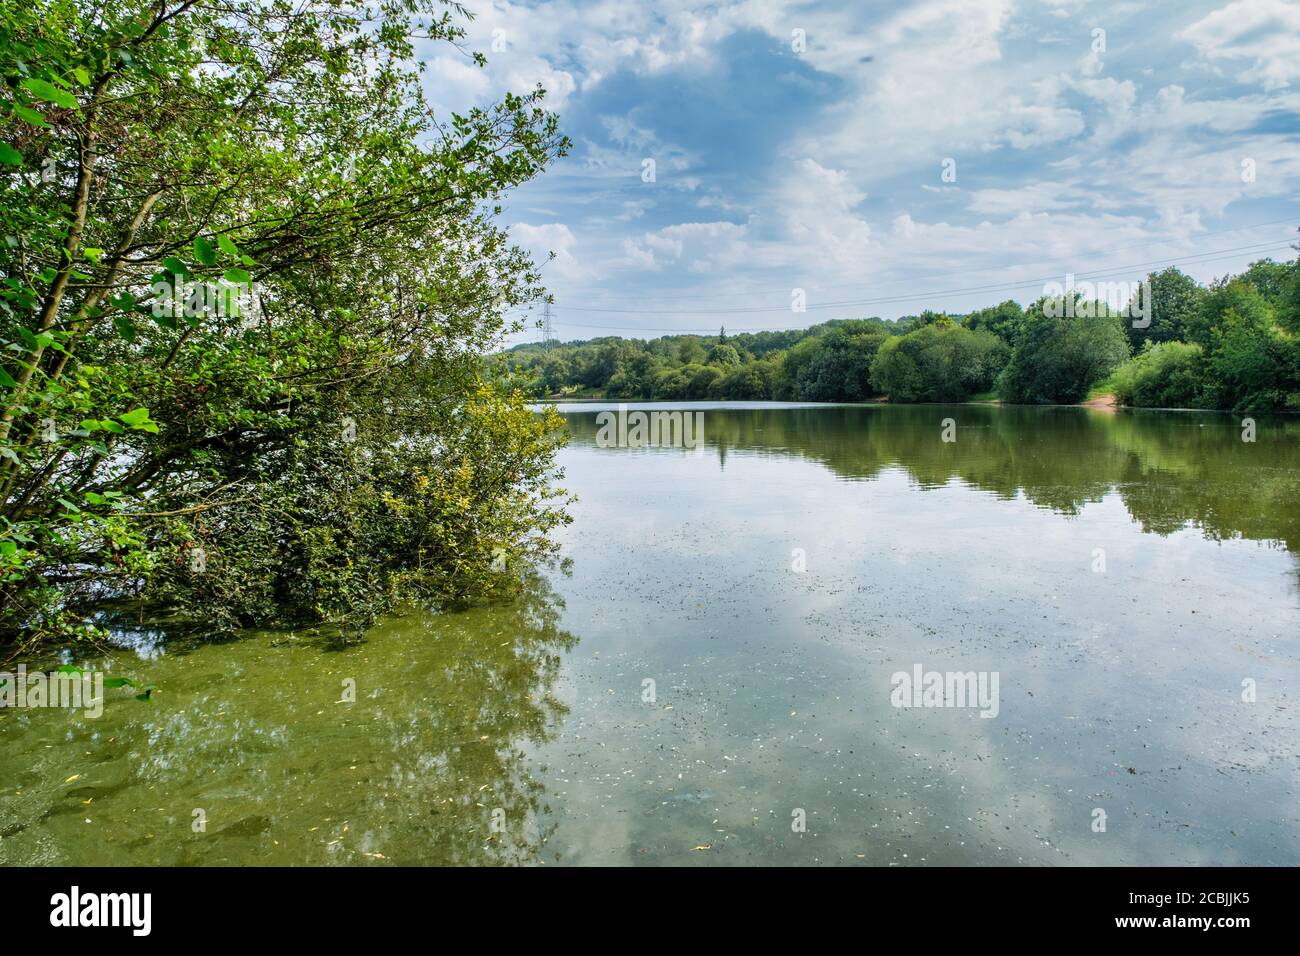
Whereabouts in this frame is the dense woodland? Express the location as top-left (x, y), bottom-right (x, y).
top-left (506, 256), bottom-right (1300, 411)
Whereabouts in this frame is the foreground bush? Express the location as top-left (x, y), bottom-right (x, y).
top-left (0, 1), bottom-right (571, 647)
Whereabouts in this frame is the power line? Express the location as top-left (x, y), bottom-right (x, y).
top-left (554, 239), bottom-right (1295, 315)
top-left (549, 238), bottom-right (1296, 318)
top-left (546, 240), bottom-right (1296, 334)
top-left (566, 216), bottom-right (1300, 304)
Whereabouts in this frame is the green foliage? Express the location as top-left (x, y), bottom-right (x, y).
top-left (1, 1), bottom-right (571, 646)
top-left (1128, 267), bottom-right (1204, 350)
top-left (870, 321), bottom-right (1008, 403)
top-left (1239, 257), bottom-right (1299, 319)
top-left (688, 364), bottom-right (724, 399)
top-left (717, 356), bottom-right (781, 399)
top-left (506, 252), bottom-right (1300, 414)
top-left (1204, 308), bottom-right (1296, 411)
top-left (998, 301), bottom-right (1131, 404)
top-left (963, 300), bottom-right (1023, 345)
top-left (605, 350), bottom-right (661, 397)
top-left (508, 317), bottom-right (903, 402)
top-left (1178, 275), bottom-right (1300, 410)
top-left (706, 342), bottom-right (741, 366)
top-left (1111, 342), bottom-right (1208, 408)
top-left (782, 322), bottom-right (888, 401)
top-left (1185, 278), bottom-right (1273, 350)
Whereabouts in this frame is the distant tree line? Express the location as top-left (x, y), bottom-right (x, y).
top-left (505, 254), bottom-right (1300, 411)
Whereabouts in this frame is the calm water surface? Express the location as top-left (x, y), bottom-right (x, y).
top-left (2, 402), bottom-right (1298, 865)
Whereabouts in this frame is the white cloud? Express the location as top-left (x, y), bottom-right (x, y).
top-left (511, 222), bottom-right (582, 279)
top-left (620, 221), bottom-right (750, 274)
top-left (1179, 0), bottom-right (1300, 90)
top-left (479, 0), bottom-right (1300, 345)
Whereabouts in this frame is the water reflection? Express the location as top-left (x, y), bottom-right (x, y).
top-left (560, 403), bottom-right (1300, 553)
top-left (542, 402), bottom-right (1300, 865)
top-left (0, 573), bottom-right (575, 865)
top-left (4, 403), bottom-right (1299, 867)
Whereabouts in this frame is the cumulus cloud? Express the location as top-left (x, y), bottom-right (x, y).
top-left (416, 1), bottom-right (1300, 341)
top-left (1178, 0), bottom-right (1300, 90)
top-left (510, 223), bottom-right (583, 280)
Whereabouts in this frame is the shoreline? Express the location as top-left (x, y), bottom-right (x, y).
top-left (535, 392), bottom-right (1298, 414)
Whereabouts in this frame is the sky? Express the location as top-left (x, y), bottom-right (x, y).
top-left (418, 0), bottom-right (1300, 345)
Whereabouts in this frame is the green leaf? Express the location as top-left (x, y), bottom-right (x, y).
top-left (217, 234), bottom-right (240, 257)
top-left (118, 407), bottom-right (158, 432)
top-left (113, 315), bottom-right (136, 341)
top-left (12, 104), bottom-right (48, 127)
top-left (103, 676), bottom-right (138, 689)
top-left (194, 237), bottom-right (217, 266)
top-left (21, 78), bottom-right (77, 110)
top-left (0, 143), bottom-right (22, 166)
top-left (223, 268), bottom-right (251, 284)
top-left (162, 256), bottom-right (189, 277)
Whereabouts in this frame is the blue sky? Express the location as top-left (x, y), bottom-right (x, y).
top-left (420, 0), bottom-right (1300, 344)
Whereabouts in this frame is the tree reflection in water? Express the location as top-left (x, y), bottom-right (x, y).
top-left (0, 570), bottom-right (577, 866)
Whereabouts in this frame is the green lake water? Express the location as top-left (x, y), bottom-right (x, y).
top-left (2, 402), bottom-right (1298, 865)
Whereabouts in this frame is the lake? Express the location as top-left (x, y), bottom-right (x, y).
top-left (2, 402), bottom-right (1298, 865)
